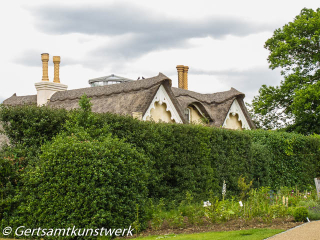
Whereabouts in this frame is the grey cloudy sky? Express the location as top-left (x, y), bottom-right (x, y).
top-left (1, 0), bottom-right (319, 103)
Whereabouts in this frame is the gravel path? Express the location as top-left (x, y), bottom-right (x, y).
top-left (267, 221), bottom-right (320, 240)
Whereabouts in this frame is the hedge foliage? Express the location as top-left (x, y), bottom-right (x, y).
top-left (293, 207), bottom-right (309, 222)
top-left (0, 100), bottom-right (320, 203)
top-left (247, 130), bottom-right (320, 189)
top-left (3, 125), bottom-right (149, 239)
top-left (94, 113), bottom-right (253, 199)
top-left (0, 104), bottom-right (68, 150)
top-left (1, 97), bottom-right (320, 238)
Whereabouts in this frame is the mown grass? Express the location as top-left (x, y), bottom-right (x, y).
top-left (0, 228), bottom-right (283, 240)
top-left (98, 228), bottom-right (284, 240)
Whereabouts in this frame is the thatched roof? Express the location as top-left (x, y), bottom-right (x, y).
top-left (47, 73), bottom-right (189, 121)
top-left (171, 87), bottom-right (255, 128)
top-left (2, 73), bottom-right (255, 128)
top-left (3, 94), bottom-right (37, 106)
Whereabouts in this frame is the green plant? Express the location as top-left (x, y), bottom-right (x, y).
top-left (0, 104), bottom-right (68, 149)
top-left (179, 192), bottom-right (204, 226)
top-left (308, 205), bottom-right (320, 220)
top-left (250, 143), bottom-right (272, 188)
top-left (204, 196), bottom-right (220, 223)
top-left (219, 202), bottom-right (235, 222)
top-left (247, 130), bottom-right (320, 189)
top-left (166, 211), bottom-right (185, 229)
top-left (293, 207), bottom-right (308, 222)
top-left (132, 204), bottom-right (141, 236)
top-left (298, 199), bottom-right (320, 220)
top-left (238, 175), bottom-right (253, 200)
top-left (2, 127), bottom-right (149, 239)
top-left (0, 156), bottom-right (17, 220)
top-left (252, 8), bottom-right (320, 134)
top-left (148, 199), bottom-right (165, 230)
top-left (1, 97), bottom-right (320, 207)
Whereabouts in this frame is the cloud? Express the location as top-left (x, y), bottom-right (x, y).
top-left (14, 49), bottom-right (82, 68)
top-left (191, 67), bottom-right (282, 102)
top-left (14, 49), bottom-right (44, 67)
top-left (28, 4), bottom-right (275, 60)
top-left (31, 4), bottom-right (272, 37)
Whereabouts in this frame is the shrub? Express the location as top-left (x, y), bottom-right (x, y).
top-left (308, 205), bottom-right (320, 220)
top-left (98, 113), bottom-right (252, 200)
top-left (293, 207), bottom-right (308, 222)
top-left (0, 156), bottom-right (17, 220)
top-left (0, 104), bottom-right (68, 149)
top-left (246, 130), bottom-right (320, 189)
top-left (3, 127), bottom-right (149, 239)
top-left (1, 98), bottom-right (320, 201)
top-left (250, 143), bottom-right (271, 188)
top-left (0, 143), bottom-right (34, 222)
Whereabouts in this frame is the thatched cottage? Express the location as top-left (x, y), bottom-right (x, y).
top-left (3, 53), bottom-right (255, 130)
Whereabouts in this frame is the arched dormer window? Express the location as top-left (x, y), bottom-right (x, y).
top-left (185, 108), bottom-right (191, 123)
top-left (186, 104), bottom-right (206, 124)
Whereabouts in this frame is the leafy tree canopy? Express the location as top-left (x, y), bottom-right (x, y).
top-left (252, 8), bottom-right (320, 134)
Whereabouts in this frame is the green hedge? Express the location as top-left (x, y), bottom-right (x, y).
top-left (250, 143), bottom-right (272, 188)
top-left (3, 127), bottom-right (148, 239)
top-left (247, 130), bottom-right (320, 189)
top-left (0, 104), bottom-right (68, 149)
top-left (1, 103), bottom-right (320, 201)
top-left (1, 100), bottom-right (320, 239)
top-left (96, 113), bottom-right (252, 199)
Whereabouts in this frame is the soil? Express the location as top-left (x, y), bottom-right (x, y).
top-left (136, 217), bottom-right (303, 238)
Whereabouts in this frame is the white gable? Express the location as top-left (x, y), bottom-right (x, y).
top-left (222, 99), bottom-right (251, 130)
top-left (143, 85), bottom-right (183, 123)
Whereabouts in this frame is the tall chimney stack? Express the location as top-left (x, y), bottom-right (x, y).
top-left (176, 65), bottom-right (184, 89)
top-left (35, 53), bottom-right (68, 106)
top-left (53, 56), bottom-right (61, 83)
top-left (41, 53), bottom-right (49, 81)
top-left (176, 65), bottom-right (189, 90)
top-left (183, 66), bottom-right (189, 90)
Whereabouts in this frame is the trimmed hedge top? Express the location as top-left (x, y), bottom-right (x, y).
top-left (0, 103), bottom-right (319, 200)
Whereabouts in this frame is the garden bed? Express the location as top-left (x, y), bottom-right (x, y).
top-left (138, 217), bottom-right (302, 238)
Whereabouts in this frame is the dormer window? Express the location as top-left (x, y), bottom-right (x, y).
top-left (185, 108), bottom-right (191, 123)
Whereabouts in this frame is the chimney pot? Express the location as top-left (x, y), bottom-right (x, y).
top-left (41, 53), bottom-right (49, 81)
top-left (53, 56), bottom-right (61, 83)
top-left (183, 66), bottom-right (189, 90)
top-left (176, 65), bottom-right (184, 89)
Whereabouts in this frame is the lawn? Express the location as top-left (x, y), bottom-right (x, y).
top-left (98, 228), bottom-right (284, 240)
top-left (0, 228), bottom-right (284, 240)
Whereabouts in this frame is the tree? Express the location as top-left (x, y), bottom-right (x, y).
top-left (252, 8), bottom-right (320, 134)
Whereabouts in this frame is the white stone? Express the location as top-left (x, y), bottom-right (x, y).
top-left (35, 81), bottom-right (68, 106)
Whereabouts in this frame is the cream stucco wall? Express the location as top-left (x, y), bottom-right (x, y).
top-left (147, 102), bottom-right (174, 123)
top-left (225, 113), bottom-right (243, 130)
top-left (189, 106), bottom-right (203, 124)
top-left (35, 81), bottom-right (68, 106)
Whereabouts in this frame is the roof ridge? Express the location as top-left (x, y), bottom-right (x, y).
top-left (172, 87), bottom-right (244, 104)
top-left (50, 73), bottom-right (171, 102)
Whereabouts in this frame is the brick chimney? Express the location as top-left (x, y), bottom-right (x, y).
top-left (41, 53), bottom-right (49, 81)
top-left (35, 53), bottom-right (68, 106)
top-left (53, 56), bottom-right (61, 83)
top-left (183, 66), bottom-right (189, 90)
top-left (176, 65), bottom-right (189, 90)
top-left (176, 65), bottom-right (184, 89)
